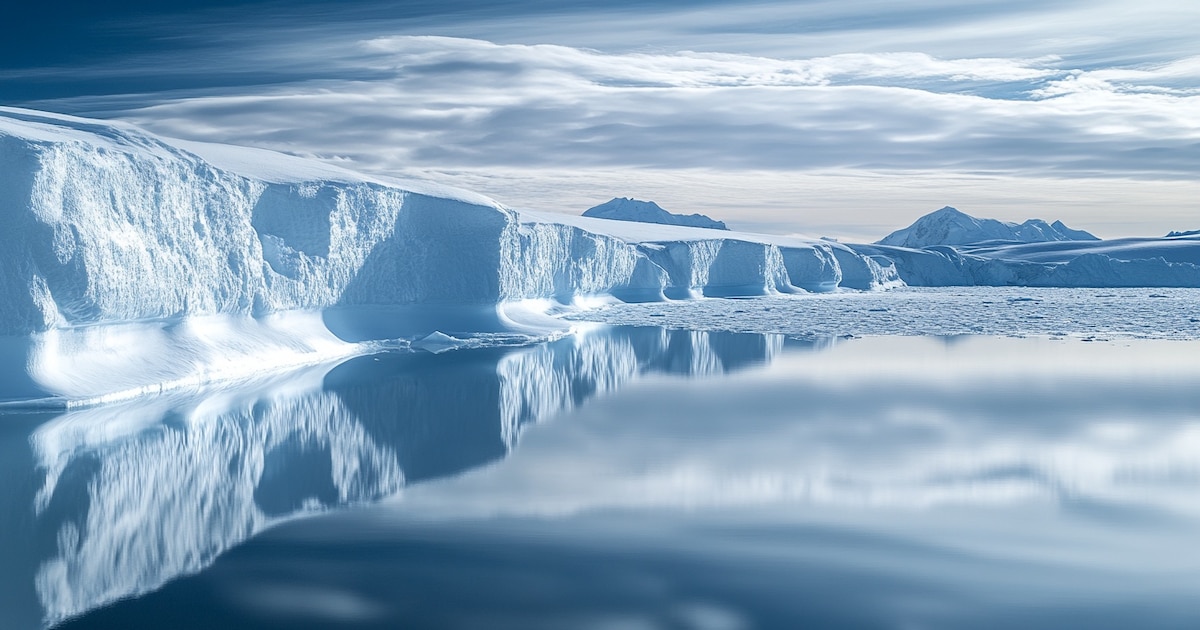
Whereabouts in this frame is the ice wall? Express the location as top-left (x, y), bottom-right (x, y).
top-left (0, 108), bottom-right (897, 403)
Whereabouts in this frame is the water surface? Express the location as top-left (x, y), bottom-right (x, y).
top-left (3, 327), bottom-right (1199, 628)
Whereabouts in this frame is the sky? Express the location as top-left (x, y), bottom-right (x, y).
top-left (2, 0), bottom-right (1198, 241)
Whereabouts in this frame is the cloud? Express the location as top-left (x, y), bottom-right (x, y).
top-left (9, 1), bottom-right (1200, 235)
top-left (85, 36), bottom-right (1195, 180)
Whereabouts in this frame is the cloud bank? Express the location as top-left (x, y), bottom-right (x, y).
top-left (8, 0), bottom-right (1200, 237)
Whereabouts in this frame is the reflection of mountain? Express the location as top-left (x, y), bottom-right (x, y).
top-left (0, 326), bottom-right (786, 628)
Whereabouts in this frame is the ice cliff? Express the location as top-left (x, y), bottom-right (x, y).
top-left (582, 197), bottom-right (728, 230)
top-left (0, 107), bottom-right (892, 404)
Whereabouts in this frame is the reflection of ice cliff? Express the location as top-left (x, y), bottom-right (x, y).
top-left (31, 384), bottom-right (404, 628)
top-left (498, 328), bottom-right (785, 446)
top-left (20, 327), bottom-right (782, 627)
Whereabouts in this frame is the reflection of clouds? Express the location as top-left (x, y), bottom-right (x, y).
top-left (228, 583), bottom-right (388, 623)
top-left (403, 336), bottom-right (1200, 520)
top-left (106, 36), bottom-right (1198, 180)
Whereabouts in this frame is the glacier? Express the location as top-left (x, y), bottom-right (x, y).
top-left (5, 106), bottom-right (1199, 405)
top-left (0, 107), bottom-right (893, 405)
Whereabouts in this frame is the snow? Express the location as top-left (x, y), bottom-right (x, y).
top-left (582, 197), bottom-right (728, 230)
top-left (877, 206), bottom-right (1098, 248)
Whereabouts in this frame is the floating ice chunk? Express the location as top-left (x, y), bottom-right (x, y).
top-left (413, 331), bottom-right (467, 354)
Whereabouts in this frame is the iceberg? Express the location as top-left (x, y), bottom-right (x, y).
top-left (0, 107), bottom-right (894, 405)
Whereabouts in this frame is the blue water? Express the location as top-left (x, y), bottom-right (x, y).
top-left (4, 327), bottom-right (1200, 629)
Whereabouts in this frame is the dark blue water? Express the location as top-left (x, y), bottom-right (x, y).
top-left (4, 327), bottom-right (1200, 629)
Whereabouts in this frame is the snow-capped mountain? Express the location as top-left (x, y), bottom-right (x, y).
top-left (583, 197), bottom-right (729, 230)
top-left (877, 206), bottom-right (1098, 248)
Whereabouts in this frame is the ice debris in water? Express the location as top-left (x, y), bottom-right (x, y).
top-left (413, 331), bottom-right (466, 354)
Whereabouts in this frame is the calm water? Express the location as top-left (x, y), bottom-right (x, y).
top-left (3, 327), bottom-right (1200, 629)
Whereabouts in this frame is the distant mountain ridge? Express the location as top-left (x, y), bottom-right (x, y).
top-left (877, 206), bottom-right (1098, 248)
top-left (583, 197), bottom-right (728, 230)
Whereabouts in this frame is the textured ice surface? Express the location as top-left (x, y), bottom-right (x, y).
top-left (566, 287), bottom-right (1200, 340)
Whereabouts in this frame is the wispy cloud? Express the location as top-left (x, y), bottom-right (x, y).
top-left (9, 0), bottom-right (1200, 236)
top-left (87, 36), bottom-right (1196, 179)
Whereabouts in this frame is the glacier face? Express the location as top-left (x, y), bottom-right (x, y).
top-left (0, 108), bottom-right (897, 404)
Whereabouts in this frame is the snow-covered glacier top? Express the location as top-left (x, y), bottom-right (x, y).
top-left (877, 206), bottom-right (1097, 248)
top-left (583, 197), bottom-right (728, 230)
